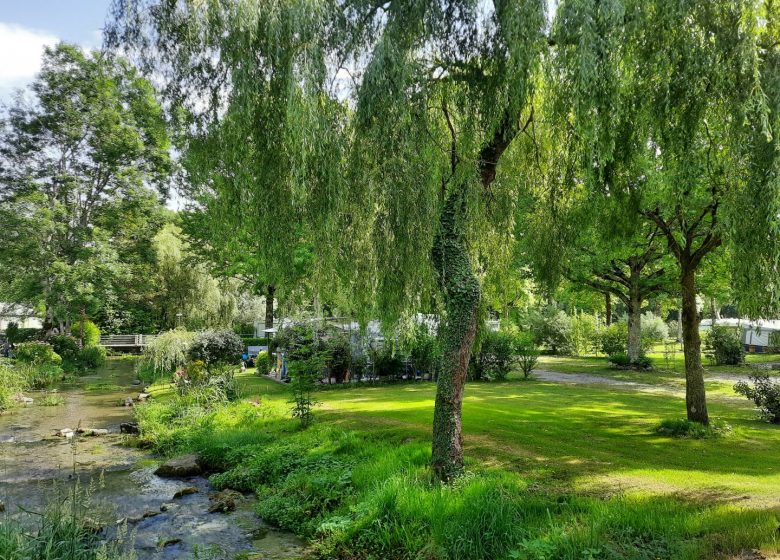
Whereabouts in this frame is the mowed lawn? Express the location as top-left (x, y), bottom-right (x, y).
top-left (239, 369), bottom-right (780, 508)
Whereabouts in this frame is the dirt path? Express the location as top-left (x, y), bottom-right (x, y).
top-left (532, 368), bottom-right (751, 400)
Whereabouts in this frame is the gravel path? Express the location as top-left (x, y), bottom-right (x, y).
top-left (531, 368), bottom-right (758, 398)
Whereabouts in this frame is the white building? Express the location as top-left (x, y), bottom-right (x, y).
top-left (0, 303), bottom-right (43, 331)
top-left (700, 318), bottom-right (780, 353)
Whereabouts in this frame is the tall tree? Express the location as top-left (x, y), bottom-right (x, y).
top-left (568, 225), bottom-right (672, 362)
top-left (553, 0), bottom-right (780, 424)
top-left (0, 43), bottom-right (171, 331)
top-left (108, 0), bottom-right (548, 480)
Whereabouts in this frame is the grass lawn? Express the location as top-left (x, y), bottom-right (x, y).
top-left (141, 368), bottom-right (780, 559)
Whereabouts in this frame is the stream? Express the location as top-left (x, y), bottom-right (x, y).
top-left (0, 359), bottom-right (306, 559)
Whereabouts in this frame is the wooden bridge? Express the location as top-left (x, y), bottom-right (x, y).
top-left (99, 334), bottom-right (157, 350)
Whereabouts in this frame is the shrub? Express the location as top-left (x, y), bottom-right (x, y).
top-left (655, 418), bottom-right (730, 438)
top-left (255, 351), bottom-right (269, 372)
top-left (608, 353), bottom-right (651, 369)
top-left (734, 374), bottom-right (780, 423)
top-left (706, 326), bottom-right (745, 366)
top-left (516, 333), bottom-right (539, 379)
top-left (48, 335), bottom-right (80, 363)
top-left (75, 345), bottom-right (107, 370)
top-left (326, 334), bottom-right (352, 383)
top-left (768, 331), bottom-right (780, 353)
top-left (600, 323), bottom-right (628, 356)
top-left (70, 320), bottom-right (101, 347)
top-left (24, 363), bottom-right (63, 389)
top-left (477, 330), bottom-right (517, 381)
top-left (189, 329), bottom-right (243, 368)
top-left (139, 329), bottom-right (195, 382)
top-left (5, 322), bottom-right (41, 344)
top-left (523, 306), bottom-right (571, 354)
top-left (272, 325), bottom-right (319, 362)
top-left (402, 324), bottom-right (441, 379)
top-left (15, 342), bottom-right (62, 366)
top-left (0, 362), bottom-right (27, 412)
top-left (566, 312), bottom-right (599, 356)
top-left (241, 336), bottom-right (270, 347)
top-left (641, 312), bottom-right (669, 345)
top-left (371, 345), bottom-right (405, 379)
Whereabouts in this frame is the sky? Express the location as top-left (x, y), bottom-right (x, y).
top-left (0, 1), bottom-right (112, 102)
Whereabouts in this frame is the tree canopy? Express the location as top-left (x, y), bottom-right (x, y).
top-left (0, 43), bottom-right (172, 332)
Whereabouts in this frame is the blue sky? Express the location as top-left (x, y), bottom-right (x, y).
top-left (0, 0), bottom-right (112, 101)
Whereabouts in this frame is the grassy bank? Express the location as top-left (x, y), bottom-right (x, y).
top-left (136, 368), bottom-right (780, 559)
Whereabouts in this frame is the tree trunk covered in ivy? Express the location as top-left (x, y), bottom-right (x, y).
top-left (605, 293), bottom-right (612, 326)
top-left (431, 189), bottom-right (480, 482)
top-left (681, 266), bottom-right (709, 425)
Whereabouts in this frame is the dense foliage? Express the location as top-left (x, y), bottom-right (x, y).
top-left (0, 43), bottom-right (171, 331)
top-left (735, 374), bottom-right (780, 423)
top-left (137, 329), bottom-right (196, 382)
top-left (470, 331), bottom-right (517, 381)
top-left (706, 327), bottom-right (745, 366)
top-left (188, 330), bottom-right (243, 368)
top-left (14, 342), bottom-right (61, 366)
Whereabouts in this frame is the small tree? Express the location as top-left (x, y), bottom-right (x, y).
top-left (289, 352), bottom-right (325, 428)
top-left (516, 333), bottom-right (539, 379)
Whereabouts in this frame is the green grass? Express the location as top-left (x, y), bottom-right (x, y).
top-left (36, 392), bottom-right (65, 406)
top-left (134, 369), bottom-right (780, 559)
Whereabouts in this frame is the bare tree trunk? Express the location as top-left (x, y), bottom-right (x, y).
top-left (627, 264), bottom-right (642, 363)
top-left (605, 292), bottom-right (612, 326)
top-left (627, 303), bottom-right (642, 363)
top-left (431, 190), bottom-right (480, 482)
top-left (677, 308), bottom-right (683, 344)
top-left (265, 285), bottom-right (275, 329)
top-left (681, 266), bottom-right (709, 424)
top-left (709, 297), bottom-right (719, 322)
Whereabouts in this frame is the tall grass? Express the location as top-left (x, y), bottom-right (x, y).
top-left (0, 361), bottom-right (27, 412)
top-left (134, 393), bottom-right (780, 560)
top-left (0, 481), bottom-right (134, 560)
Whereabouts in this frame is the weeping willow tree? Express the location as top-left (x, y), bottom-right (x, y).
top-left (334, 2), bottom-right (547, 480)
top-left (107, 0), bottom-right (347, 332)
top-left (108, 0), bottom-right (548, 480)
top-left (548, 0), bottom-right (780, 424)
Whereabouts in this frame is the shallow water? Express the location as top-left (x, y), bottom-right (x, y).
top-left (0, 359), bottom-right (306, 559)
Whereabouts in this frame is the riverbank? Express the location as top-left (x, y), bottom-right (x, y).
top-left (136, 368), bottom-right (780, 559)
top-left (0, 358), bottom-right (305, 559)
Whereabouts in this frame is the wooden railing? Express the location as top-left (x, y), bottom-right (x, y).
top-left (99, 334), bottom-right (157, 347)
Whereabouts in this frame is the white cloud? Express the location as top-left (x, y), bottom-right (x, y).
top-left (0, 22), bottom-right (58, 100)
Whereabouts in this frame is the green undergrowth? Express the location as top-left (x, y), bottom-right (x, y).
top-left (135, 388), bottom-right (779, 560)
top-left (654, 418), bottom-right (732, 439)
top-left (0, 481), bottom-right (134, 560)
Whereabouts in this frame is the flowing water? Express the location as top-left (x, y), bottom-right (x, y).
top-left (0, 359), bottom-right (306, 559)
